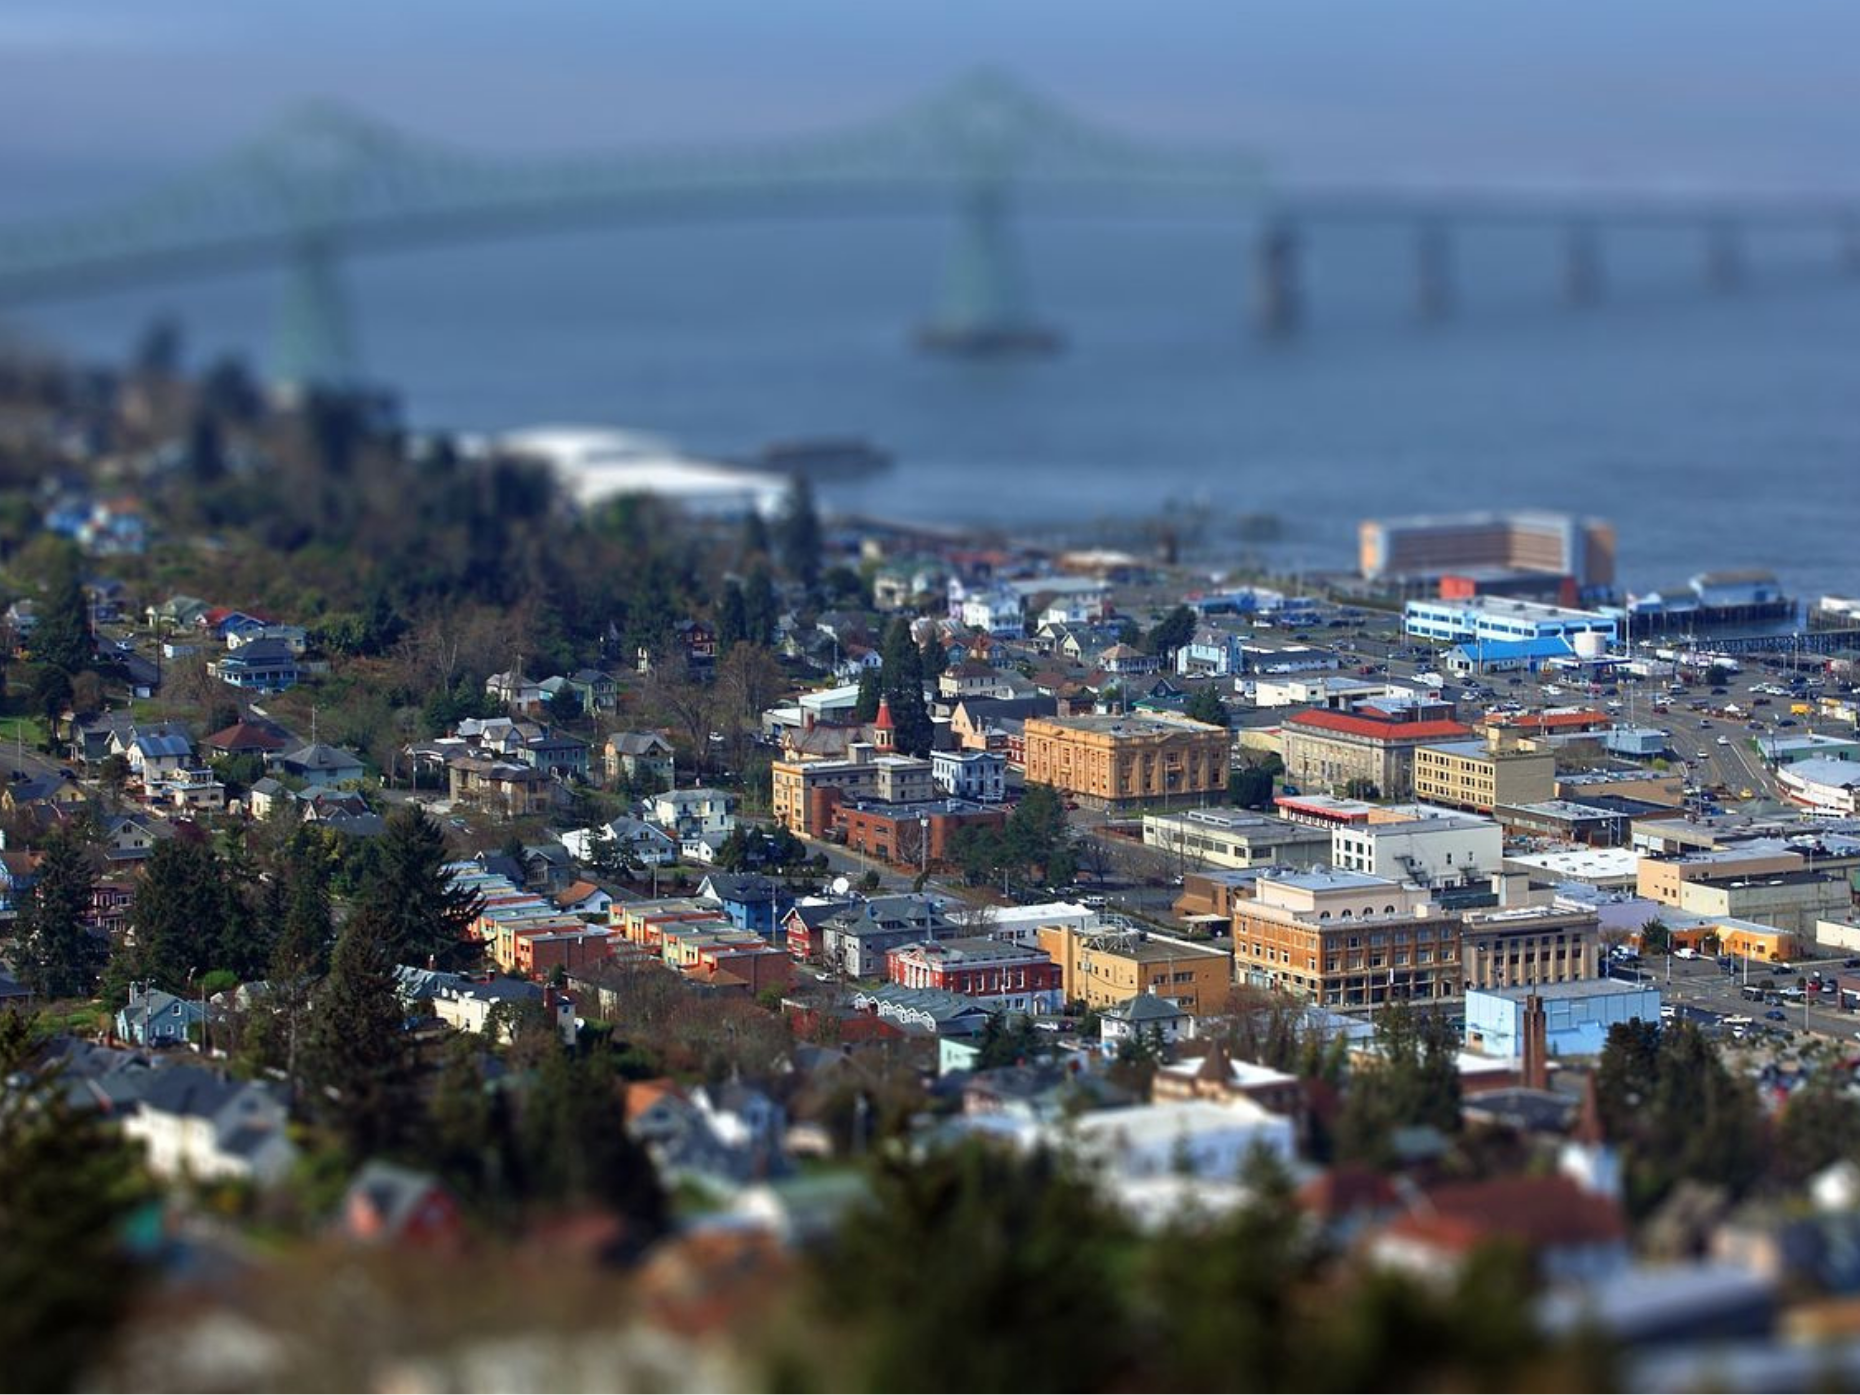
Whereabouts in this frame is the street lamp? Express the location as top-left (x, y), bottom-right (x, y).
top-left (919, 815), bottom-right (930, 880)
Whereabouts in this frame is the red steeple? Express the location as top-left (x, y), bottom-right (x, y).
top-left (873, 695), bottom-right (895, 751)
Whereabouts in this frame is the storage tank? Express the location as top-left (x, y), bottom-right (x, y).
top-left (1574, 631), bottom-right (1607, 660)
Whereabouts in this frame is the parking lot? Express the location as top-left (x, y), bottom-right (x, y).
top-left (1619, 951), bottom-right (1860, 1044)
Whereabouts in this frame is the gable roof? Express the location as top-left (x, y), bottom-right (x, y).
top-left (204, 720), bottom-right (291, 753)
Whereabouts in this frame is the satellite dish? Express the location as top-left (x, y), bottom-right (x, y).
top-left (831, 875), bottom-right (852, 896)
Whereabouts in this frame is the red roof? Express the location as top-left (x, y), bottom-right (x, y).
top-left (1286, 709), bottom-right (1471, 742)
top-left (873, 696), bottom-right (894, 730)
top-left (1380, 1175), bottom-right (1627, 1255)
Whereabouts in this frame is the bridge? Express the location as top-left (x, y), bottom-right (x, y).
top-left (0, 69), bottom-right (1853, 386)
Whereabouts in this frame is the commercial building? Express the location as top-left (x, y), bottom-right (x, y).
top-left (1464, 980), bottom-right (1660, 1059)
top-left (1403, 595), bottom-right (1618, 648)
top-left (1038, 923), bottom-right (1232, 1015)
top-left (1757, 733), bottom-right (1860, 767)
top-left (1413, 733), bottom-right (1558, 814)
top-left (770, 742), bottom-right (936, 837)
top-left (829, 797), bottom-right (1008, 872)
top-left (1777, 759), bottom-right (1860, 815)
top-left (1141, 807), bottom-right (1332, 872)
top-left (1637, 845), bottom-right (1808, 906)
top-left (1281, 705), bottom-right (1472, 801)
top-left (1670, 871), bottom-right (1851, 939)
top-left (885, 937), bottom-right (1064, 1015)
top-left (1021, 711), bottom-right (1229, 811)
top-left (931, 748), bottom-right (1007, 803)
top-left (1231, 870), bottom-right (1464, 1008)
top-left (1330, 809), bottom-right (1503, 889)
top-left (1360, 511), bottom-right (1616, 591)
top-left (1460, 906), bottom-right (1603, 992)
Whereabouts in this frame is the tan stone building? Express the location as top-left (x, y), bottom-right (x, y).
top-left (1230, 869), bottom-right (1463, 1008)
top-left (1460, 906), bottom-right (1601, 991)
top-left (1038, 923), bottom-right (1232, 1014)
top-left (1280, 708), bottom-right (1472, 800)
top-left (1413, 732), bottom-right (1557, 813)
top-left (1021, 711), bottom-right (1228, 810)
top-left (770, 744), bottom-right (935, 837)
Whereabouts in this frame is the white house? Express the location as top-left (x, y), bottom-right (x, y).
top-left (932, 749), bottom-right (1007, 803)
top-left (123, 1066), bottom-right (298, 1187)
top-left (561, 817), bottom-right (678, 867)
top-left (650, 787), bottom-right (738, 841)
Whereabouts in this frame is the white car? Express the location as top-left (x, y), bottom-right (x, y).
top-left (1717, 736), bottom-right (1731, 746)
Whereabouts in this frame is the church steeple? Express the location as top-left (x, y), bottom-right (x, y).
top-left (873, 695), bottom-right (895, 752)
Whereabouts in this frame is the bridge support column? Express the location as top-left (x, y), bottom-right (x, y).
top-left (918, 177), bottom-right (1059, 355)
top-left (1253, 216), bottom-right (1300, 340)
top-left (274, 233), bottom-right (359, 394)
top-left (1414, 220), bottom-right (1453, 322)
top-left (1562, 221), bottom-right (1603, 307)
top-left (1705, 220), bottom-right (1744, 292)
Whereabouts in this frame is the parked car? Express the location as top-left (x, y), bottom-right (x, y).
top-left (1766, 1010), bottom-right (1788, 1021)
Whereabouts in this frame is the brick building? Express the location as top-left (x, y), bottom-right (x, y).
top-left (830, 798), bottom-right (1008, 871)
top-left (885, 937), bottom-right (1064, 1015)
top-left (1281, 706), bottom-right (1471, 800)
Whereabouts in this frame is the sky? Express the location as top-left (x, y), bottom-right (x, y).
top-left (3, 0), bottom-right (1860, 201)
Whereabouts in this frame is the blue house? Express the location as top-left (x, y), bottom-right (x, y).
top-left (214, 637), bottom-right (299, 692)
top-left (697, 872), bottom-right (798, 938)
top-left (116, 986), bottom-right (208, 1047)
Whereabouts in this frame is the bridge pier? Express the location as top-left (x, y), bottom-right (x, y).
top-left (1562, 221), bottom-right (1603, 307)
top-left (1704, 220), bottom-right (1744, 292)
top-left (274, 233), bottom-right (358, 394)
top-left (918, 177), bottom-right (1060, 356)
top-left (1253, 216), bottom-right (1301, 340)
top-left (1414, 220), bottom-right (1453, 322)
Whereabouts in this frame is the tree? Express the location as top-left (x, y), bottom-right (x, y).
top-left (852, 667), bottom-right (882, 722)
top-left (515, 1048), bottom-right (667, 1233)
top-left (0, 1046), bottom-right (153, 1392)
top-left (1144, 604), bottom-right (1197, 661)
top-left (879, 618), bottom-right (934, 757)
top-left (303, 903), bottom-right (417, 1158)
top-left (129, 837), bottom-right (259, 986)
top-left (743, 566), bottom-right (779, 648)
top-left (29, 541), bottom-right (91, 676)
top-left (548, 683), bottom-right (584, 725)
top-left (1228, 767), bottom-right (1275, 809)
top-left (16, 828), bottom-right (101, 1000)
top-left (1337, 1002), bottom-right (1462, 1166)
top-left (1184, 685), bottom-right (1230, 728)
top-left (716, 580), bottom-right (748, 653)
top-left (921, 632), bottom-right (949, 684)
top-left (777, 474), bottom-right (823, 593)
top-left (356, 804), bottom-right (484, 971)
top-left (1639, 918), bottom-right (1672, 956)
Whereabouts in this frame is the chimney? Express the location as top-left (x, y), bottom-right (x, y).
top-left (1521, 992), bottom-right (1549, 1091)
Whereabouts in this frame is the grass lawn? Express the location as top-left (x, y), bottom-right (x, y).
top-left (0, 713), bottom-right (48, 750)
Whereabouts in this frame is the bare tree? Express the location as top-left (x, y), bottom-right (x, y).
top-left (641, 649), bottom-right (718, 775)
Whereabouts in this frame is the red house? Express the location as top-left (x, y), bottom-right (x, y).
top-left (884, 936), bottom-right (1064, 1015)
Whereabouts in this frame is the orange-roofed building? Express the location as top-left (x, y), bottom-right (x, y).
top-left (1282, 705), bottom-right (1472, 801)
top-left (1368, 1174), bottom-right (1629, 1284)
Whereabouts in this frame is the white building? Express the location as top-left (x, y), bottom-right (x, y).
top-left (123, 1067), bottom-right (298, 1187)
top-left (1330, 810), bottom-right (1503, 889)
top-left (932, 748), bottom-right (1007, 803)
top-left (1403, 596), bottom-right (1618, 648)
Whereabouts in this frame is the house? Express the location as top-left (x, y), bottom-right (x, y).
top-left (123, 1066), bottom-right (298, 1187)
top-left (561, 817), bottom-right (678, 867)
top-left (486, 670), bottom-right (549, 715)
top-left (1100, 992), bottom-right (1192, 1046)
top-left (564, 668), bottom-right (618, 714)
top-left (115, 986), bottom-right (207, 1046)
top-left (782, 897), bottom-right (858, 963)
top-left (147, 594), bottom-right (210, 630)
top-left (553, 880), bottom-right (613, 919)
top-left (246, 778), bottom-right (292, 820)
top-left (523, 729), bottom-right (589, 780)
top-left (341, 1162), bottom-right (465, 1249)
top-left (650, 787), bottom-right (738, 841)
top-left (1369, 1174), bottom-right (1630, 1285)
top-left (820, 894), bottom-right (957, 980)
top-left (278, 742), bottom-right (368, 788)
top-left (117, 728), bottom-right (194, 784)
top-left (448, 757), bottom-right (553, 818)
top-left (604, 731), bottom-right (675, 792)
top-left (1099, 643), bottom-right (1161, 677)
top-left (211, 637), bottom-right (300, 692)
top-left (101, 812), bottom-right (165, 862)
top-left (697, 873), bottom-right (798, 938)
top-left (931, 748), bottom-right (1007, 803)
top-left (431, 977), bottom-right (576, 1045)
top-left (2, 771), bottom-right (89, 816)
top-left (202, 719), bottom-right (292, 761)
top-left (626, 1078), bottom-right (789, 1187)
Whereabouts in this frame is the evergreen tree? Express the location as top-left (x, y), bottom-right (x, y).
top-left (30, 541), bottom-right (92, 676)
top-left (17, 828), bottom-right (102, 1000)
top-left (358, 804), bottom-right (484, 971)
top-left (852, 667), bottom-right (883, 722)
top-left (879, 618), bottom-right (934, 757)
top-left (1144, 604), bottom-right (1198, 662)
top-left (129, 837), bottom-right (258, 986)
top-left (518, 1049), bottom-right (667, 1232)
top-left (1185, 685), bottom-right (1230, 728)
top-left (777, 474), bottom-right (823, 593)
top-left (1337, 1002), bottom-right (1463, 1166)
top-left (717, 580), bottom-right (748, 654)
top-left (743, 566), bottom-right (779, 648)
top-left (741, 509), bottom-right (772, 563)
top-left (0, 1051), bottom-right (153, 1391)
top-left (921, 633), bottom-right (949, 684)
top-left (303, 903), bottom-right (416, 1158)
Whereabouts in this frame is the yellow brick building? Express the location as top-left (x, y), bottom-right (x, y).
top-left (1413, 732), bottom-right (1556, 813)
top-left (1038, 923), bottom-right (1232, 1014)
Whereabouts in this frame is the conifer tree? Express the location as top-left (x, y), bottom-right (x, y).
top-left (777, 475), bottom-right (823, 593)
top-left (303, 903), bottom-right (415, 1158)
top-left (17, 827), bottom-right (101, 1000)
top-left (30, 542), bottom-right (92, 677)
top-left (358, 804), bottom-right (483, 971)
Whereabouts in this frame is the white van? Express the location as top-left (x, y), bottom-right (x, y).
top-left (1675, 946), bottom-right (1700, 960)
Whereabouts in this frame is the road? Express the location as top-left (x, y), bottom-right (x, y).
top-left (1632, 951), bottom-right (1860, 1043)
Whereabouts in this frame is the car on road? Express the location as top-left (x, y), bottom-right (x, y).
top-left (1696, 750), bottom-right (1710, 760)
top-left (1766, 1010), bottom-right (1788, 1021)
top-left (1717, 736), bottom-right (1730, 746)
